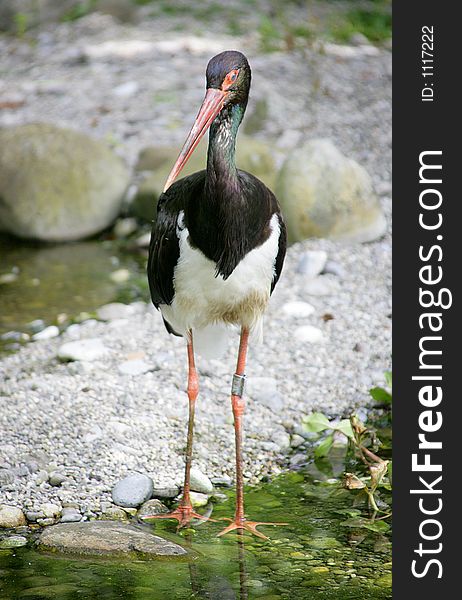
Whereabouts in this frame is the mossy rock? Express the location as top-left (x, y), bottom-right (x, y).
top-left (275, 138), bottom-right (386, 243)
top-left (131, 135), bottom-right (276, 222)
top-left (0, 123), bottom-right (130, 241)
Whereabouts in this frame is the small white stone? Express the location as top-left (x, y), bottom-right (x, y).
top-left (304, 276), bottom-right (337, 296)
top-left (189, 468), bottom-right (213, 494)
top-left (282, 301), bottom-right (315, 318)
top-left (294, 325), bottom-right (324, 343)
top-left (97, 303), bottom-right (134, 321)
top-left (58, 338), bottom-right (108, 362)
top-left (296, 251), bottom-right (328, 279)
top-left (32, 325), bottom-right (60, 341)
top-left (39, 502), bottom-right (62, 518)
top-left (113, 81), bottom-right (139, 98)
top-left (118, 359), bottom-right (151, 376)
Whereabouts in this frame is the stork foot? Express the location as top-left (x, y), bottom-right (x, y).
top-left (217, 518), bottom-right (288, 540)
top-left (142, 504), bottom-right (215, 529)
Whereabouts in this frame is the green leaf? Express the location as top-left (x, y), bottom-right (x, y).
top-left (340, 517), bottom-right (390, 533)
top-left (302, 412), bottom-right (331, 433)
top-left (369, 386), bottom-right (392, 404)
top-left (314, 434), bottom-right (334, 457)
top-left (387, 461), bottom-right (393, 485)
top-left (335, 419), bottom-right (354, 439)
top-left (384, 371), bottom-right (392, 389)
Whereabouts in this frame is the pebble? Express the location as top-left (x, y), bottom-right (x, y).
top-left (58, 338), bottom-right (108, 361)
top-left (110, 269), bottom-right (131, 283)
top-left (290, 434), bottom-right (306, 448)
top-left (189, 492), bottom-right (209, 508)
top-left (60, 507), bottom-right (82, 523)
top-left (246, 377), bottom-right (284, 412)
top-left (0, 505), bottom-right (26, 528)
top-left (151, 486), bottom-right (180, 499)
top-left (322, 260), bottom-right (346, 278)
top-left (32, 325), bottom-right (60, 341)
top-left (135, 232), bottom-right (151, 248)
top-left (296, 251), bottom-right (328, 279)
top-left (118, 359), bottom-right (151, 376)
top-left (39, 503), bottom-right (62, 519)
top-left (304, 277), bottom-right (336, 296)
top-left (49, 472), bottom-right (66, 487)
top-left (97, 303), bottom-right (134, 321)
top-left (0, 469), bottom-right (15, 485)
top-left (189, 468), bottom-right (214, 494)
top-left (282, 301), bottom-right (315, 318)
top-left (210, 475), bottom-right (232, 487)
top-left (0, 535), bottom-right (28, 548)
top-left (25, 511), bottom-right (44, 523)
top-left (137, 499), bottom-right (169, 520)
top-left (111, 473), bottom-right (154, 508)
top-left (101, 506), bottom-right (129, 521)
top-left (294, 326), bottom-right (324, 343)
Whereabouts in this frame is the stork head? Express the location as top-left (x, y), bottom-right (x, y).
top-left (163, 51), bottom-right (251, 192)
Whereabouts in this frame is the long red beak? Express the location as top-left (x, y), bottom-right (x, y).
top-left (163, 88), bottom-right (228, 192)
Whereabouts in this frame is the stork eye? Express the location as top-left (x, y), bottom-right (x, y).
top-left (222, 69), bottom-right (240, 90)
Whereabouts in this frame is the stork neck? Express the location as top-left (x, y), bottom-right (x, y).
top-left (206, 103), bottom-right (244, 191)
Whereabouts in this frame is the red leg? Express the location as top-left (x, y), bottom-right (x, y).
top-left (142, 331), bottom-right (213, 528)
top-left (217, 328), bottom-right (287, 540)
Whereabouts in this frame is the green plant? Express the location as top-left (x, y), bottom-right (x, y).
top-left (13, 13), bottom-right (28, 37)
top-left (301, 372), bottom-right (392, 519)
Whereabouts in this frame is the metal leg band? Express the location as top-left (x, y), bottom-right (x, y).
top-left (231, 374), bottom-right (246, 398)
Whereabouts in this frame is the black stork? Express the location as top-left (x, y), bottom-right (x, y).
top-left (147, 50), bottom-right (287, 538)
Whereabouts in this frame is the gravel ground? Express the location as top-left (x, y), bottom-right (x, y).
top-left (0, 7), bottom-right (391, 517)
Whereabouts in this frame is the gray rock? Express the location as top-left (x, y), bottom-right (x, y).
top-left (296, 250), bottom-right (328, 279)
top-left (37, 517), bottom-right (57, 526)
top-left (246, 377), bottom-right (284, 412)
top-left (322, 260), bottom-right (346, 278)
top-left (34, 469), bottom-right (49, 485)
top-left (0, 535), bottom-right (28, 548)
top-left (32, 325), bottom-right (60, 341)
top-left (39, 503), bottom-right (62, 519)
top-left (37, 521), bottom-right (187, 557)
top-left (111, 473), bottom-right (154, 508)
top-left (189, 468), bottom-right (213, 494)
top-left (58, 338), bottom-right (108, 362)
top-left (290, 434), bottom-right (306, 448)
top-left (101, 506), bottom-right (129, 521)
top-left (0, 505), bottom-right (26, 528)
top-left (152, 486), bottom-right (180, 499)
top-left (137, 499), bottom-right (169, 520)
top-left (26, 511), bottom-right (45, 523)
top-left (49, 472), bottom-right (67, 487)
top-left (276, 139), bottom-right (386, 243)
top-left (210, 475), bottom-right (232, 487)
top-left (0, 123), bottom-right (129, 241)
top-left (0, 469), bottom-right (15, 485)
top-left (60, 507), bottom-right (82, 523)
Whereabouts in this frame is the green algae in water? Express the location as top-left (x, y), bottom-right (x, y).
top-left (0, 473), bottom-right (391, 599)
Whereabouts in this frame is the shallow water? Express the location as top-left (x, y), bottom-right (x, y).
top-left (0, 234), bottom-right (147, 352)
top-left (0, 472), bottom-right (392, 599)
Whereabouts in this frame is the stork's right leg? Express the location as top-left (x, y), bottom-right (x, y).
top-left (142, 331), bottom-right (213, 528)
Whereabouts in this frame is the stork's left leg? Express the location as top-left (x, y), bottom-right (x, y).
top-left (217, 327), bottom-right (287, 540)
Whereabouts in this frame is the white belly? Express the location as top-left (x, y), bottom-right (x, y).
top-left (160, 213), bottom-right (280, 337)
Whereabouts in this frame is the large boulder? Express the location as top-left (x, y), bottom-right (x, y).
top-left (275, 139), bottom-right (386, 243)
top-left (131, 135), bottom-right (276, 222)
top-left (37, 521), bottom-right (187, 557)
top-left (0, 123), bottom-right (130, 241)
